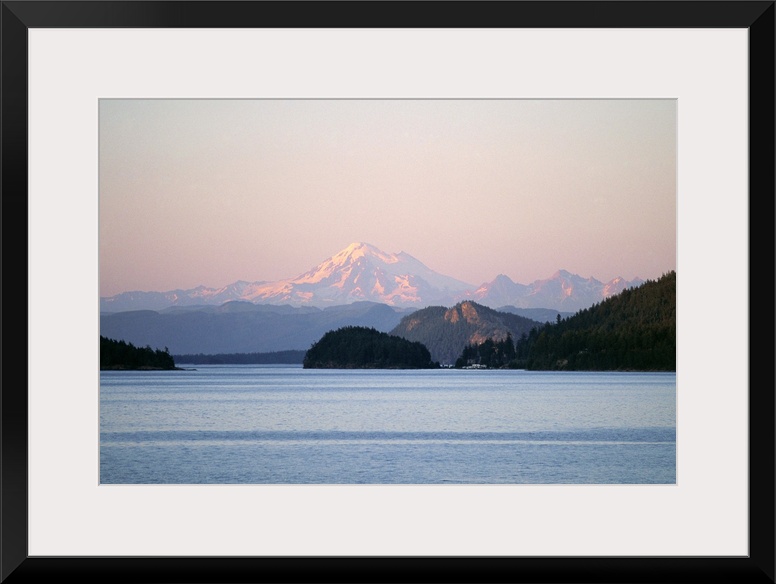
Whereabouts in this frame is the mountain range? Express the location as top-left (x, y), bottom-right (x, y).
top-left (100, 298), bottom-right (545, 363)
top-left (101, 242), bottom-right (644, 313)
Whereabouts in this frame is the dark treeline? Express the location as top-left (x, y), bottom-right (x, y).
top-left (304, 326), bottom-right (438, 369)
top-left (510, 271), bottom-right (676, 371)
top-left (100, 336), bottom-right (178, 370)
top-left (450, 271), bottom-right (676, 371)
top-left (173, 350), bottom-right (306, 365)
top-left (455, 334), bottom-right (516, 368)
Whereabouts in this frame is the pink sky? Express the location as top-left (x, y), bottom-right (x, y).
top-left (99, 99), bottom-right (676, 296)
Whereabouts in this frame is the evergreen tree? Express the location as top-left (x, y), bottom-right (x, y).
top-left (303, 326), bottom-right (437, 369)
top-left (507, 271), bottom-right (676, 371)
top-left (100, 336), bottom-right (177, 370)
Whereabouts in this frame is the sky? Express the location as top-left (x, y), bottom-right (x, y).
top-left (99, 99), bottom-right (676, 297)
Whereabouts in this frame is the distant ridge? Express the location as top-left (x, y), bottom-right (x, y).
top-left (101, 242), bottom-right (646, 313)
top-left (100, 301), bottom-right (411, 355)
top-left (467, 270), bottom-right (644, 313)
top-left (496, 306), bottom-right (575, 323)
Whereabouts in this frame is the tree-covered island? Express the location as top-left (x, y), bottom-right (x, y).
top-left (303, 326), bottom-right (439, 369)
top-left (100, 336), bottom-right (182, 370)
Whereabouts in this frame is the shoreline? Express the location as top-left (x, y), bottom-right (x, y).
top-left (100, 366), bottom-right (194, 371)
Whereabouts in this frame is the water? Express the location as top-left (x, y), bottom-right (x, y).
top-left (100, 365), bottom-right (676, 484)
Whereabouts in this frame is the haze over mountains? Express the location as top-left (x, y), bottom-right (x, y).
top-left (101, 242), bottom-right (643, 313)
top-left (101, 301), bottom-right (413, 356)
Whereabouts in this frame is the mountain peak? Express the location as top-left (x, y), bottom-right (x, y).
top-left (344, 241), bottom-right (374, 253)
top-left (334, 242), bottom-right (397, 264)
top-left (248, 242), bottom-right (472, 307)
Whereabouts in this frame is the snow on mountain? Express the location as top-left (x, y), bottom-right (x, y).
top-left (466, 274), bottom-right (531, 307)
top-left (100, 280), bottom-right (264, 313)
top-left (469, 270), bottom-right (645, 312)
top-left (239, 242), bottom-right (474, 307)
top-left (603, 275), bottom-right (645, 297)
top-left (100, 242), bottom-right (647, 313)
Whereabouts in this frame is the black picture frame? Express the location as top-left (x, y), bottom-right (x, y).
top-left (2, 1), bottom-right (773, 583)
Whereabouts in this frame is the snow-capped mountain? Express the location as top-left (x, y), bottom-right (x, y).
top-left (101, 242), bottom-right (475, 312)
top-left (235, 242), bottom-right (474, 307)
top-left (603, 275), bottom-right (645, 298)
top-left (467, 270), bottom-right (644, 312)
top-left (100, 242), bottom-right (645, 313)
top-left (99, 281), bottom-right (262, 313)
top-left (466, 274), bottom-right (530, 308)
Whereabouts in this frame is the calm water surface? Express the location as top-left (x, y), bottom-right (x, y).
top-left (100, 365), bottom-right (676, 484)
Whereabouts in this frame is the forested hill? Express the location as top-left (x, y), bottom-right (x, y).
top-left (173, 350), bottom-right (306, 365)
top-left (303, 326), bottom-right (437, 369)
top-left (390, 301), bottom-right (539, 365)
top-left (512, 271), bottom-right (676, 371)
top-left (100, 336), bottom-right (180, 370)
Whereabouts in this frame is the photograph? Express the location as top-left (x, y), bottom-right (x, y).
top-left (5, 0), bottom-right (772, 582)
top-left (98, 98), bottom-right (677, 485)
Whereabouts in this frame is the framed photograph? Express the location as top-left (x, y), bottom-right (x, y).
top-left (3, 1), bottom-right (773, 582)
